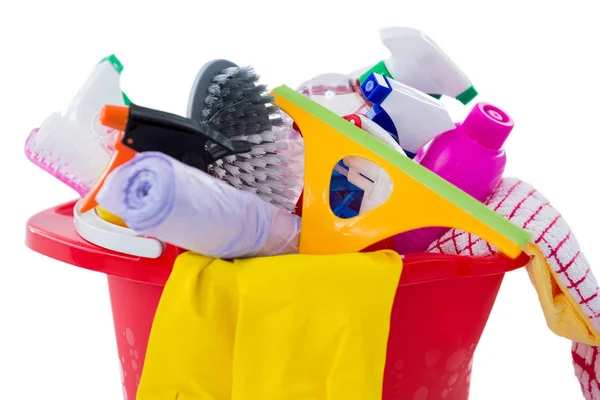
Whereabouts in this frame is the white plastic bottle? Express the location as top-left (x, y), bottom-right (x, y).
top-left (360, 72), bottom-right (456, 157)
top-left (65, 54), bottom-right (129, 152)
top-left (359, 27), bottom-right (478, 105)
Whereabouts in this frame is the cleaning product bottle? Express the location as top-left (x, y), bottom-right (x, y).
top-left (65, 54), bottom-right (130, 152)
top-left (360, 72), bottom-right (456, 158)
top-left (359, 27), bottom-right (478, 105)
top-left (24, 54), bottom-right (131, 197)
top-left (297, 73), bottom-right (370, 116)
top-left (393, 101), bottom-right (514, 254)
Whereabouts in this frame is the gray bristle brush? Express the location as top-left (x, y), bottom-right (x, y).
top-left (187, 59), bottom-right (300, 212)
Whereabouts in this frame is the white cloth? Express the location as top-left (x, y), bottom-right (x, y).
top-left (427, 177), bottom-right (600, 399)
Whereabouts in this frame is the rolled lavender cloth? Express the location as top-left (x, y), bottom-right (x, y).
top-left (96, 152), bottom-right (301, 259)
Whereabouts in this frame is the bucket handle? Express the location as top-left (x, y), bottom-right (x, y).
top-left (73, 199), bottom-right (164, 259)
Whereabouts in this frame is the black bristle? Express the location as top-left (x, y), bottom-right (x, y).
top-left (201, 65), bottom-right (281, 140)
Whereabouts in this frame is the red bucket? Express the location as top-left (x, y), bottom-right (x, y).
top-left (26, 201), bottom-right (529, 400)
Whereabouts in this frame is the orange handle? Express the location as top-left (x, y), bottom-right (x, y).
top-left (79, 105), bottom-right (136, 214)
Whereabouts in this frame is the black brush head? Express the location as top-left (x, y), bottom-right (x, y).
top-left (187, 59), bottom-right (282, 139)
top-left (187, 59), bottom-right (238, 123)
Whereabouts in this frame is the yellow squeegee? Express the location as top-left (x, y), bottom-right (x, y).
top-left (271, 85), bottom-right (530, 258)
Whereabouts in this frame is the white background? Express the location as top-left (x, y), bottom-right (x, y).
top-left (1, 0), bottom-right (599, 399)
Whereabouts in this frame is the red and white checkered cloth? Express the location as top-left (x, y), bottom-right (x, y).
top-left (426, 177), bottom-right (600, 399)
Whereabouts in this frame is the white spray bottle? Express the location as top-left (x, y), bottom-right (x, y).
top-left (358, 27), bottom-right (478, 105)
top-left (360, 72), bottom-right (456, 157)
top-left (64, 54), bottom-right (130, 151)
top-left (25, 55), bottom-right (130, 196)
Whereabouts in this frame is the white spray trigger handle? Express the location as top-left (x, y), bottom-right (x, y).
top-left (379, 26), bottom-right (473, 99)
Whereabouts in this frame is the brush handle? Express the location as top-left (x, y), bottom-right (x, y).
top-left (124, 104), bottom-right (252, 165)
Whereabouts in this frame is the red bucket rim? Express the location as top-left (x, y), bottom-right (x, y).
top-left (25, 200), bottom-right (530, 287)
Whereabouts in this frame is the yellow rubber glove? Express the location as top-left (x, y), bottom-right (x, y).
top-left (525, 243), bottom-right (600, 345)
top-left (137, 250), bottom-right (403, 400)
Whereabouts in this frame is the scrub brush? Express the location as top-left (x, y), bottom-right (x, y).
top-left (187, 59), bottom-right (300, 211)
top-left (25, 115), bottom-right (112, 196)
top-left (24, 54), bottom-right (129, 196)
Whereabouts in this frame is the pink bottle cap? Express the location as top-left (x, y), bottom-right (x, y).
top-left (462, 102), bottom-right (514, 149)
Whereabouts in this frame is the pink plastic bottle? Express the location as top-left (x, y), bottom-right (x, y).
top-left (394, 102), bottom-right (514, 254)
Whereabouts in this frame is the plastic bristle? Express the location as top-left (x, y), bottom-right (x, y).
top-left (207, 85), bottom-right (221, 95)
top-left (247, 158), bottom-right (268, 168)
top-left (274, 154), bottom-right (290, 165)
top-left (270, 116), bottom-right (284, 126)
top-left (258, 132), bottom-right (277, 143)
top-left (249, 147), bottom-right (267, 157)
top-left (251, 170), bottom-right (268, 181)
top-left (272, 129), bottom-right (288, 139)
top-left (255, 143), bottom-right (278, 153)
top-left (239, 173), bottom-right (256, 184)
top-left (264, 179), bottom-right (284, 192)
top-left (223, 154), bottom-right (237, 163)
top-left (25, 113), bottom-right (111, 195)
top-left (223, 164), bottom-right (240, 176)
top-left (199, 63), bottom-right (300, 211)
top-left (213, 165), bottom-right (227, 179)
top-left (283, 202), bottom-right (297, 212)
top-left (225, 175), bottom-right (243, 188)
top-left (265, 104), bottom-right (280, 114)
top-left (254, 167), bottom-right (281, 179)
top-left (255, 183), bottom-right (273, 195)
top-left (280, 189), bottom-right (296, 199)
top-left (277, 166), bottom-right (296, 176)
top-left (212, 74), bottom-right (231, 84)
top-left (271, 193), bottom-right (294, 210)
top-left (233, 161), bottom-right (254, 172)
top-left (261, 156), bottom-right (282, 166)
top-left (246, 134), bottom-right (264, 144)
